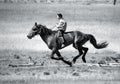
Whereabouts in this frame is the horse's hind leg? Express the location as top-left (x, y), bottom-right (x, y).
top-left (56, 51), bottom-right (72, 67)
top-left (81, 47), bottom-right (88, 63)
top-left (72, 43), bottom-right (83, 63)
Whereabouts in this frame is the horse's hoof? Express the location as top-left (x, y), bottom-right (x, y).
top-left (82, 57), bottom-right (86, 63)
top-left (83, 59), bottom-right (86, 63)
top-left (69, 62), bottom-right (72, 67)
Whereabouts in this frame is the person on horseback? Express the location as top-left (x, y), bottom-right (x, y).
top-left (53, 13), bottom-right (67, 47)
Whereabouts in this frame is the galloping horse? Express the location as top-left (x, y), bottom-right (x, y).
top-left (27, 22), bottom-right (108, 67)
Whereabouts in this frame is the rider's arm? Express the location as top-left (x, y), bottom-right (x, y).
top-left (52, 24), bottom-right (58, 30)
top-left (56, 20), bottom-right (65, 30)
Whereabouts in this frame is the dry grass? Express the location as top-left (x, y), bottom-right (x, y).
top-left (0, 50), bottom-right (120, 83)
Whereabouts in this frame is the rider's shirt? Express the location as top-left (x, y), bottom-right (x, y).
top-left (55, 18), bottom-right (67, 31)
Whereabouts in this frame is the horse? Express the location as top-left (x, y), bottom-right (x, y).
top-left (27, 22), bottom-right (108, 67)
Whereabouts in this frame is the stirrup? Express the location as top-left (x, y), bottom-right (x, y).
top-left (61, 44), bottom-right (65, 47)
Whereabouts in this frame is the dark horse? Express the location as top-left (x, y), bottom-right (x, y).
top-left (27, 22), bottom-right (108, 67)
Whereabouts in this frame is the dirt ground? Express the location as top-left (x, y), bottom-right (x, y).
top-left (0, 2), bottom-right (120, 84)
top-left (0, 50), bottom-right (120, 84)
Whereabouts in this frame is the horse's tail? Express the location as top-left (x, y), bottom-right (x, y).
top-left (88, 34), bottom-right (108, 49)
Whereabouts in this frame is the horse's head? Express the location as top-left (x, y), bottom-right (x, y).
top-left (27, 22), bottom-right (44, 39)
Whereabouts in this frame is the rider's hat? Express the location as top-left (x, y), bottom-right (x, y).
top-left (57, 13), bottom-right (63, 18)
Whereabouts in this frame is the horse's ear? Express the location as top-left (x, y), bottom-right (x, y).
top-left (35, 22), bottom-right (37, 26)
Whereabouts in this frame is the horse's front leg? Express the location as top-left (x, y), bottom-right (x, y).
top-left (56, 51), bottom-right (72, 67)
top-left (50, 49), bottom-right (61, 60)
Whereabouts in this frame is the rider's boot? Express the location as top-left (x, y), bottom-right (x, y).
top-left (61, 37), bottom-right (65, 47)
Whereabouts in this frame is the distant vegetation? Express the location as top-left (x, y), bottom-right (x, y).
top-left (0, 0), bottom-right (119, 5)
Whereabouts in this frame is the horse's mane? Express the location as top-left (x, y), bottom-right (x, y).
top-left (38, 24), bottom-right (54, 35)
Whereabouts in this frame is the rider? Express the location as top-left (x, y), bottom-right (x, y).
top-left (53, 13), bottom-right (67, 47)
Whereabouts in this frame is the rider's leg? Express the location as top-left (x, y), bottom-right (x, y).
top-left (61, 30), bottom-right (65, 44)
